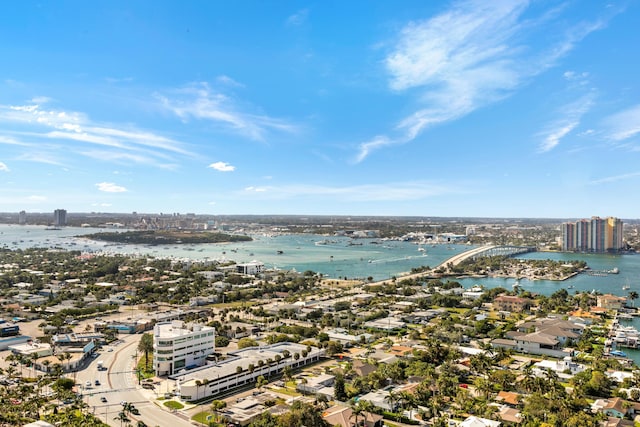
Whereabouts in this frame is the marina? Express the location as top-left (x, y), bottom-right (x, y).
top-left (0, 224), bottom-right (639, 298)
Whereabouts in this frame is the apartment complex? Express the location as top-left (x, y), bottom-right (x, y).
top-left (153, 320), bottom-right (215, 376)
top-left (53, 209), bottom-right (67, 227)
top-left (561, 216), bottom-right (624, 253)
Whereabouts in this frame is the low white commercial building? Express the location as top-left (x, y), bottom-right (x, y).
top-left (153, 321), bottom-right (215, 376)
top-left (176, 342), bottom-right (325, 402)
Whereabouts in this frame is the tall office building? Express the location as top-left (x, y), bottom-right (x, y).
top-left (53, 209), bottom-right (67, 227)
top-left (18, 210), bottom-right (26, 225)
top-left (562, 216), bottom-right (624, 253)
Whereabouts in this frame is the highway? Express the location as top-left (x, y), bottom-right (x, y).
top-left (75, 334), bottom-right (195, 427)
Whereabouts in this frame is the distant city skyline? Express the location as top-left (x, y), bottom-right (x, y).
top-left (1, 1), bottom-right (639, 218)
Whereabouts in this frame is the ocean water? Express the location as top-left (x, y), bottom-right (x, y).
top-left (1, 224), bottom-right (639, 296)
top-left (0, 224), bottom-right (469, 281)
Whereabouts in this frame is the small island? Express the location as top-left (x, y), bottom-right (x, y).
top-left (439, 255), bottom-right (587, 281)
top-left (82, 230), bottom-right (252, 245)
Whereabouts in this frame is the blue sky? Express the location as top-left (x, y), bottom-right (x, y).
top-left (1, 1), bottom-right (639, 218)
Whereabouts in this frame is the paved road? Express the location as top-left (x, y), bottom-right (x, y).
top-left (76, 334), bottom-right (195, 427)
top-left (365, 244), bottom-right (496, 287)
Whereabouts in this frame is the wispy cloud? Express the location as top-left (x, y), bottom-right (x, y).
top-left (17, 152), bottom-right (65, 166)
top-left (156, 82), bottom-right (297, 141)
top-left (209, 161), bottom-right (236, 172)
top-left (356, 0), bottom-right (609, 161)
top-left (216, 75), bottom-right (244, 88)
top-left (0, 102), bottom-right (193, 167)
top-left (591, 171), bottom-right (640, 185)
top-left (538, 94), bottom-right (595, 152)
top-left (0, 162), bottom-right (9, 172)
top-left (287, 9), bottom-right (309, 27)
top-left (240, 181), bottom-right (461, 201)
top-left (602, 104), bottom-right (640, 142)
top-left (105, 77), bottom-right (134, 84)
top-left (96, 182), bottom-right (128, 193)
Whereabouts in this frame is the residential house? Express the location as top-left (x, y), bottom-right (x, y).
top-left (460, 416), bottom-right (501, 427)
top-left (597, 294), bottom-right (627, 311)
top-left (591, 397), bottom-right (640, 418)
top-left (295, 373), bottom-right (334, 398)
top-left (322, 404), bottom-right (383, 427)
top-left (493, 295), bottom-right (532, 312)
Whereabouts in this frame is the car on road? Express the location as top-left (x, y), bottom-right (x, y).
top-left (94, 379), bottom-right (100, 386)
top-left (85, 381), bottom-right (91, 388)
top-left (100, 396), bottom-right (107, 403)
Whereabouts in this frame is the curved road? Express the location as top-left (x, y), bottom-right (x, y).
top-left (76, 334), bottom-right (195, 427)
top-left (367, 244), bottom-right (496, 286)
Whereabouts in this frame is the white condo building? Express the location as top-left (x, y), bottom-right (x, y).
top-left (153, 320), bottom-right (215, 376)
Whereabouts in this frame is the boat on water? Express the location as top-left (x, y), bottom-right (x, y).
top-left (610, 350), bottom-right (628, 358)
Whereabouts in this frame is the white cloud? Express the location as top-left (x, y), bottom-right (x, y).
top-left (538, 94), bottom-right (594, 152)
top-left (357, 0), bottom-right (608, 161)
top-left (591, 171), bottom-right (640, 185)
top-left (0, 103), bottom-right (192, 167)
top-left (216, 75), bottom-right (244, 88)
top-left (17, 153), bottom-right (65, 166)
top-left (356, 135), bottom-right (394, 163)
top-left (27, 195), bottom-right (46, 202)
top-left (602, 104), bottom-right (640, 141)
top-left (30, 96), bottom-right (53, 104)
top-left (287, 9), bottom-right (309, 26)
top-left (0, 162), bottom-right (9, 172)
top-left (156, 82), bottom-right (296, 141)
top-left (240, 181), bottom-right (461, 201)
top-left (209, 161), bottom-right (236, 172)
top-left (91, 202), bottom-right (113, 207)
top-left (96, 182), bottom-right (128, 193)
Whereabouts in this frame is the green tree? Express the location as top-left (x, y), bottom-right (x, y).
top-left (334, 373), bottom-right (347, 401)
top-left (137, 333), bottom-right (154, 371)
top-left (237, 337), bottom-right (259, 349)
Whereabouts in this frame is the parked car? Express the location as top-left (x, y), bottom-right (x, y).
top-left (100, 396), bottom-right (107, 403)
top-left (95, 379), bottom-right (100, 386)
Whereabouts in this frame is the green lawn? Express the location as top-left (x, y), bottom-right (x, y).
top-left (192, 410), bottom-right (225, 426)
top-left (164, 400), bottom-right (185, 410)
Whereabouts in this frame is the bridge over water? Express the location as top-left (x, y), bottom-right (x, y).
top-left (369, 244), bottom-right (537, 286)
top-left (435, 244), bottom-right (536, 269)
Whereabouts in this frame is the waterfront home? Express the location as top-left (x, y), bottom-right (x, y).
top-left (492, 295), bottom-right (532, 313)
top-left (598, 294), bottom-right (628, 311)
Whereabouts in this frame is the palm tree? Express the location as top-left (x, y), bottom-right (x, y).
top-left (137, 333), bottom-right (154, 371)
top-left (350, 400), bottom-right (365, 427)
top-left (114, 410), bottom-right (131, 427)
top-left (629, 291), bottom-right (638, 307)
top-left (384, 390), bottom-right (398, 412)
top-left (195, 380), bottom-right (202, 400)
